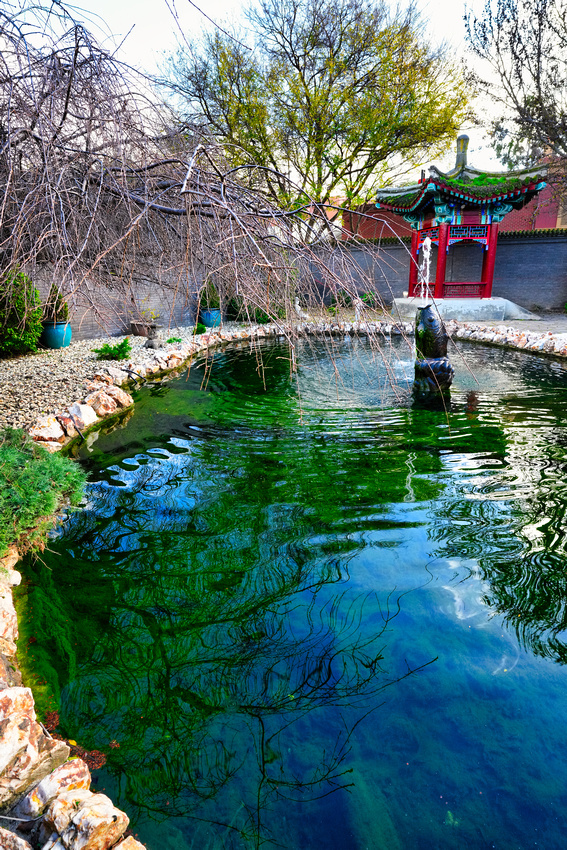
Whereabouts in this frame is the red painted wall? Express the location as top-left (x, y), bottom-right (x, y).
top-left (342, 205), bottom-right (413, 240)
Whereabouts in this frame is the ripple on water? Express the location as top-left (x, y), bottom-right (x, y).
top-left (18, 337), bottom-right (567, 850)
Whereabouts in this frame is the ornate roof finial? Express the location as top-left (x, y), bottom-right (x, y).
top-left (455, 134), bottom-right (469, 170)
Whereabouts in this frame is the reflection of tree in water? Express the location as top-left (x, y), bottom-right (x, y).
top-left (429, 398), bottom-right (567, 664)
top-left (22, 441), bottom-right (435, 849)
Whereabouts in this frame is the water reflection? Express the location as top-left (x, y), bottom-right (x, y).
top-left (21, 439), bottom-right (436, 848)
top-left (17, 338), bottom-right (567, 849)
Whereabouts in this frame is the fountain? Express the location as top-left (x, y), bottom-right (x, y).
top-left (418, 235), bottom-right (432, 299)
top-left (15, 335), bottom-right (567, 850)
top-left (413, 303), bottom-right (454, 399)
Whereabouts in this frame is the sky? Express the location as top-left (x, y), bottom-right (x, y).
top-left (72, 0), bottom-right (500, 173)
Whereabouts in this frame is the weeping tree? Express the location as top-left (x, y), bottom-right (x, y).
top-left (466, 0), bottom-right (567, 168)
top-left (164, 0), bottom-right (471, 238)
top-left (0, 0), bottom-right (423, 351)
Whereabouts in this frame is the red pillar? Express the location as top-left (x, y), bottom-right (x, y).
top-left (434, 223), bottom-right (449, 299)
top-left (408, 229), bottom-right (419, 296)
top-left (481, 222), bottom-right (499, 298)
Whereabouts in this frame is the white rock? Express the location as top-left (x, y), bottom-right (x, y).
top-left (0, 547), bottom-right (19, 572)
top-left (32, 441), bottom-right (63, 454)
top-left (105, 367), bottom-right (130, 384)
top-left (68, 403), bottom-right (98, 428)
top-left (113, 838), bottom-right (147, 850)
top-left (43, 790), bottom-right (128, 850)
top-left (0, 826), bottom-right (33, 849)
top-left (83, 391), bottom-right (118, 416)
top-left (29, 416), bottom-right (65, 444)
top-left (0, 585), bottom-right (18, 644)
top-left (11, 758), bottom-right (91, 819)
top-left (104, 386), bottom-right (134, 409)
top-left (0, 688), bottom-right (69, 810)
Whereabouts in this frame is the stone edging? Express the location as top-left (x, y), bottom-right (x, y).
top-left (3, 316), bottom-right (567, 849)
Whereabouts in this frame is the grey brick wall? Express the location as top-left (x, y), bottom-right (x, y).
top-left (36, 236), bottom-right (567, 341)
top-left (340, 236), bottom-right (567, 313)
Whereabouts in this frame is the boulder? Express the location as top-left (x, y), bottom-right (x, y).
top-left (0, 826), bottom-right (33, 849)
top-left (105, 367), bottom-right (130, 385)
top-left (55, 415), bottom-right (79, 439)
top-left (84, 381), bottom-right (108, 393)
top-left (113, 838), bottom-right (147, 850)
top-left (0, 688), bottom-right (69, 810)
top-left (42, 790), bottom-right (128, 850)
top-left (0, 584), bottom-right (18, 648)
top-left (0, 548), bottom-right (19, 572)
top-left (11, 759), bottom-right (91, 820)
top-left (28, 417), bottom-right (65, 445)
top-left (83, 391), bottom-right (118, 417)
top-left (0, 653), bottom-right (22, 689)
top-left (166, 353), bottom-right (183, 368)
top-left (0, 547), bottom-right (21, 589)
top-left (68, 404), bottom-right (98, 429)
top-left (103, 386), bottom-right (133, 409)
top-left (90, 373), bottom-right (113, 385)
top-left (126, 363), bottom-right (146, 379)
top-left (32, 442), bottom-right (62, 454)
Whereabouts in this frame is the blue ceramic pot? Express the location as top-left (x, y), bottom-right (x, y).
top-left (201, 308), bottom-right (222, 328)
top-left (41, 321), bottom-right (72, 349)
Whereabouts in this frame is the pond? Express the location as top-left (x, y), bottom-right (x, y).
top-left (16, 335), bottom-right (567, 849)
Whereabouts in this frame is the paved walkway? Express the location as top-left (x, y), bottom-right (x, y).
top-left (476, 313), bottom-right (567, 334)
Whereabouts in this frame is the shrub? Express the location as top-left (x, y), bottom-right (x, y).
top-left (225, 296), bottom-right (284, 323)
top-left (201, 279), bottom-right (220, 309)
top-left (0, 429), bottom-right (86, 557)
top-left (43, 283), bottom-right (69, 322)
top-left (329, 290), bottom-right (353, 309)
top-left (91, 338), bottom-right (132, 360)
top-left (361, 291), bottom-right (379, 309)
top-left (0, 269), bottom-right (43, 357)
top-left (166, 336), bottom-right (182, 344)
top-left (253, 310), bottom-right (270, 324)
top-left (193, 322), bottom-right (207, 335)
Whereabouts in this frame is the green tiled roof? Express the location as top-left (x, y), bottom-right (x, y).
top-left (376, 163), bottom-right (547, 214)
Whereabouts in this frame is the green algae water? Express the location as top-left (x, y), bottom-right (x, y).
top-left (16, 336), bottom-right (567, 849)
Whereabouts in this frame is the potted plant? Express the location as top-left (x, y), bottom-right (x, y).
top-left (199, 279), bottom-right (221, 328)
top-left (41, 283), bottom-right (72, 348)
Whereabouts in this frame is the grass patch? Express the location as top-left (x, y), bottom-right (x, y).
top-left (0, 429), bottom-right (86, 558)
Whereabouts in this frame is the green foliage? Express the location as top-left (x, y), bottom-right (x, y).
top-left (201, 279), bottom-right (220, 309)
top-left (361, 292), bottom-right (379, 308)
top-left (166, 337), bottom-right (183, 344)
top-left (91, 338), bottom-right (132, 361)
top-left (0, 269), bottom-right (43, 357)
top-left (0, 429), bottom-right (86, 558)
top-left (330, 291), bottom-right (353, 309)
top-left (167, 0), bottom-right (471, 216)
top-left (226, 296), bottom-right (285, 323)
top-left (253, 309), bottom-right (271, 325)
top-left (43, 283), bottom-right (69, 323)
top-left (194, 322), bottom-right (207, 335)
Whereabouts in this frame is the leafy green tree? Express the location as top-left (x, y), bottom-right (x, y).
top-left (466, 0), bottom-right (567, 167)
top-left (165, 0), bottom-right (471, 231)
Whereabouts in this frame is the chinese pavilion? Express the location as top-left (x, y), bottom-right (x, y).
top-left (375, 136), bottom-right (547, 300)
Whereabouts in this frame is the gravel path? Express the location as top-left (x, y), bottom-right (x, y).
top-left (0, 328), bottom-right (202, 431)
